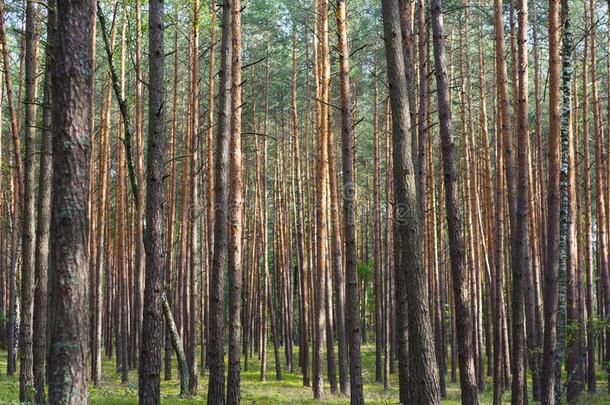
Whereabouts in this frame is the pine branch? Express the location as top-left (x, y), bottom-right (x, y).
top-left (97, 3), bottom-right (140, 209)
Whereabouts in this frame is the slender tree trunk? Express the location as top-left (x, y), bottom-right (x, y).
top-left (581, 4), bottom-right (596, 391)
top-left (207, 0), bottom-right (232, 402)
top-left (163, 293), bottom-right (189, 394)
top-left (19, 0), bottom-right (39, 401)
top-left (382, 0), bottom-right (441, 403)
top-left (430, 0), bottom-right (479, 403)
top-left (164, 20), bottom-right (179, 382)
top-left (0, 0), bottom-right (24, 206)
top-left (511, 0), bottom-right (530, 401)
top-left (86, 10), bottom-right (96, 366)
top-left (525, 9), bottom-right (542, 396)
top-left (336, 2), bottom-right (365, 397)
top-left (532, 4), bottom-right (547, 291)
top-left (565, 30), bottom-right (582, 403)
top-left (373, 64), bottom-right (383, 385)
top-left (187, 0), bottom-right (201, 395)
top-left (324, 252), bottom-right (336, 392)
top-left (541, 0), bottom-right (561, 403)
top-left (291, 24), bottom-right (311, 388)
top-left (560, 0), bottom-right (577, 401)
top-left (33, 4), bottom-right (54, 401)
top-left (95, 65), bottom-right (114, 386)
top-left (138, 0), bottom-right (165, 402)
top-left (493, 111), bottom-right (506, 405)
top-left (491, 0), bottom-right (513, 397)
top-left (259, 39), bottom-right (271, 383)
top-left (7, 189), bottom-right (18, 377)
top-left (326, 124), bottom-right (343, 395)
top-left (97, 10), bottom-right (116, 374)
top-left (117, 12), bottom-right (129, 383)
top-left (0, 0), bottom-right (24, 376)
top-left (133, 0), bottom-right (145, 371)
top-left (204, 0), bottom-right (217, 373)
top-left (313, 0), bottom-right (330, 398)
top-left (227, 0), bottom-right (243, 402)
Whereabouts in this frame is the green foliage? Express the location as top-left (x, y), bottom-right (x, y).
top-left (357, 259), bottom-right (374, 281)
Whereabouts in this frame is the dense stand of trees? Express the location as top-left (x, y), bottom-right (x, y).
top-left (0, 0), bottom-right (609, 404)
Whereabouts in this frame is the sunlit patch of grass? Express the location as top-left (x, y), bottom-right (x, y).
top-left (0, 346), bottom-right (608, 403)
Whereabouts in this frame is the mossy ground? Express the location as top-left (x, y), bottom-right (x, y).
top-left (0, 346), bottom-right (607, 404)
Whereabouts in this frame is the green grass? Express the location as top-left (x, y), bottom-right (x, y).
top-left (0, 346), bottom-right (607, 404)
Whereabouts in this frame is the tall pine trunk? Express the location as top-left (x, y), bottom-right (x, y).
top-left (541, 0), bottom-right (562, 403)
top-left (227, 0), bottom-right (243, 402)
top-left (430, 0), bottom-right (479, 403)
top-left (312, 0), bottom-right (330, 398)
top-left (511, 0), bottom-right (530, 401)
top-left (382, 0), bottom-right (441, 403)
top-left (33, 3), bottom-right (54, 401)
top-left (336, 1), bottom-right (364, 400)
top-left (47, 1), bottom-right (93, 402)
top-left (138, 0), bottom-right (166, 402)
top-left (18, 1), bottom-right (39, 400)
top-left (207, 0), bottom-right (232, 402)
top-left (581, 3), bottom-right (596, 391)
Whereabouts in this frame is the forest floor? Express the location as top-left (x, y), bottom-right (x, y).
top-left (0, 346), bottom-right (607, 404)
